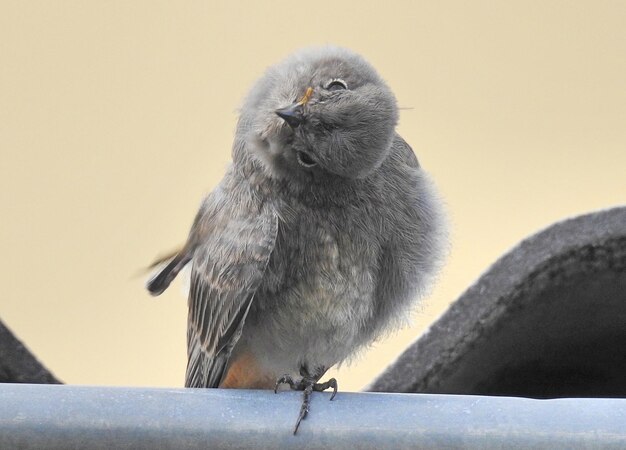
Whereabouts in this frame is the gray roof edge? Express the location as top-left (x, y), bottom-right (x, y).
top-left (367, 205), bottom-right (626, 392)
top-left (0, 318), bottom-right (61, 384)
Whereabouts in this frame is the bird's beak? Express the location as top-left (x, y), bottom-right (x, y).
top-left (275, 87), bottom-right (313, 128)
top-left (275, 103), bottom-right (304, 128)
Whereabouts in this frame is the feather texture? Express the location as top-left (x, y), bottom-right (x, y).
top-left (184, 197), bottom-right (278, 388)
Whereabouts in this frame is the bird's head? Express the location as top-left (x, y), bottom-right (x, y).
top-left (237, 47), bottom-right (399, 181)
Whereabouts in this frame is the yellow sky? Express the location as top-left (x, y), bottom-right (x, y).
top-left (1, 1), bottom-right (624, 391)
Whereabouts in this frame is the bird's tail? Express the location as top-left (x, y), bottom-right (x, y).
top-left (146, 249), bottom-right (192, 296)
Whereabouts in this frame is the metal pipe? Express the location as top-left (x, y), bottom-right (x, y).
top-left (1, 383), bottom-right (625, 449)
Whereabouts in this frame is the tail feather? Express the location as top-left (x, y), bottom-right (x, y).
top-left (146, 252), bottom-right (191, 296)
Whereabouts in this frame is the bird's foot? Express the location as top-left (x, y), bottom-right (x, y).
top-left (274, 374), bottom-right (305, 392)
top-left (274, 369), bottom-right (338, 434)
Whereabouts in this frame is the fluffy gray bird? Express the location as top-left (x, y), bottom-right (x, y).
top-left (147, 46), bottom-right (447, 433)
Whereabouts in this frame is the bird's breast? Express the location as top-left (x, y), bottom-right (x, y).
top-left (256, 211), bottom-right (380, 326)
top-left (238, 197), bottom-right (387, 372)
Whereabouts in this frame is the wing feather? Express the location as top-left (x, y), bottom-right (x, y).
top-left (185, 201), bottom-right (277, 388)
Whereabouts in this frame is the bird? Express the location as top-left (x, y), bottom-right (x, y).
top-left (147, 46), bottom-right (448, 434)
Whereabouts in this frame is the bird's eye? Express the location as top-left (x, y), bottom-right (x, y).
top-left (325, 78), bottom-right (348, 91)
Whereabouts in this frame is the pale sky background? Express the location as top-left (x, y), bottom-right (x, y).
top-left (1, 1), bottom-right (624, 391)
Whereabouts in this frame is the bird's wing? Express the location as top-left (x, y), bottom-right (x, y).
top-left (185, 201), bottom-right (278, 388)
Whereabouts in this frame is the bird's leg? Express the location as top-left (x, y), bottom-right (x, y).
top-left (294, 380), bottom-right (314, 434)
top-left (274, 365), bottom-right (338, 434)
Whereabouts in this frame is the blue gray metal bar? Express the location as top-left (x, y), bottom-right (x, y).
top-left (1, 383), bottom-right (625, 449)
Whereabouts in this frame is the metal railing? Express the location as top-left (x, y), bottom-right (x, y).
top-left (1, 383), bottom-right (625, 449)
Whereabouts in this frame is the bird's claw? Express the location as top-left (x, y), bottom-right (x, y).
top-left (313, 377), bottom-right (338, 400)
top-left (275, 374), bottom-right (302, 393)
top-left (274, 373), bottom-right (339, 434)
